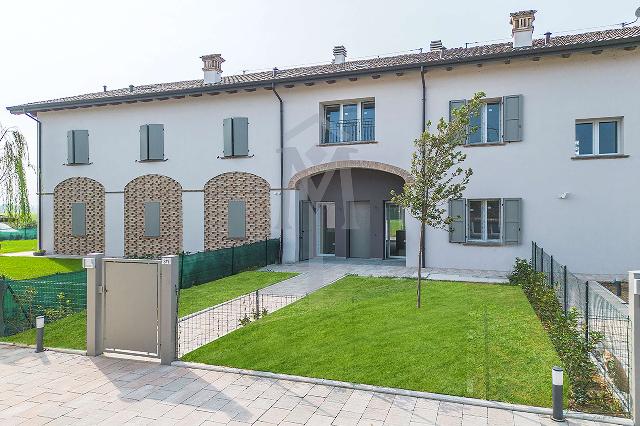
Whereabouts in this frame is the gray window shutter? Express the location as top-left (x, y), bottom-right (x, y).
top-left (228, 200), bottom-right (246, 239)
top-left (503, 198), bottom-right (522, 244)
top-left (448, 198), bottom-right (466, 243)
top-left (140, 125), bottom-right (149, 161)
top-left (148, 124), bottom-right (164, 160)
top-left (503, 95), bottom-right (523, 142)
top-left (232, 117), bottom-right (249, 156)
top-left (449, 100), bottom-right (468, 144)
top-left (144, 201), bottom-right (161, 237)
top-left (67, 130), bottom-right (75, 164)
top-left (223, 118), bottom-right (233, 157)
top-left (71, 202), bottom-right (86, 237)
top-left (73, 130), bottom-right (89, 164)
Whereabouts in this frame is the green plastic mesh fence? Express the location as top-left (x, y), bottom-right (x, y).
top-left (179, 239), bottom-right (281, 289)
top-left (0, 227), bottom-right (37, 241)
top-left (0, 270), bottom-right (87, 337)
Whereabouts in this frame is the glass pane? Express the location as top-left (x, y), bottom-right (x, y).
top-left (575, 123), bottom-right (593, 155)
top-left (469, 109), bottom-right (482, 144)
top-left (362, 102), bottom-right (375, 141)
top-left (324, 106), bottom-right (340, 143)
top-left (319, 203), bottom-right (335, 255)
top-left (342, 104), bottom-right (358, 142)
top-left (598, 121), bottom-right (617, 154)
top-left (385, 203), bottom-right (406, 258)
top-left (486, 200), bottom-right (501, 240)
top-left (486, 102), bottom-right (500, 143)
top-left (468, 200), bottom-right (482, 240)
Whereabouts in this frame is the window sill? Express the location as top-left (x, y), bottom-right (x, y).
top-left (318, 140), bottom-right (378, 147)
top-left (571, 154), bottom-right (629, 160)
top-left (463, 142), bottom-right (506, 148)
top-left (137, 159), bottom-right (168, 163)
top-left (463, 241), bottom-right (504, 247)
top-left (64, 162), bottom-right (92, 166)
top-left (218, 154), bottom-right (255, 159)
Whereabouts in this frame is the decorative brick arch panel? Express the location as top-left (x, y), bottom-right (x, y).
top-left (124, 174), bottom-right (182, 257)
top-left (288, 160), bottom-right (413, 189)
top-left (54, 177), bottom-right (105, 255)
top-left (204, 172), bottom-right (271, 251)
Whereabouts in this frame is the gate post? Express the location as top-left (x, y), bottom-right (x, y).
top-left (85, 253), bottom-right (104, 357)
top-left (630, 271), bottom-right (640, 422)
top-left (159, 255), bottom-right (179, 365)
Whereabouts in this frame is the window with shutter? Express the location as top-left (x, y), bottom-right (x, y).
top-left (228, 200), bottom-right (246, 239)
top-left (139, 124), bottom-right (165, 161)
top-left (144, 201), bottom-right (161, 237)
top-left (67, 130), bottom-right (90, 164)
top-left (71, 202), bottom-right (86, 237)
top-left (222, 117), bottom-right (249, 157)
top-left (449, 100), bottom-right (468, 145)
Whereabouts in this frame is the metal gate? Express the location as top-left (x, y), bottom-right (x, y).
top-left (103, 259), bottom-right (160, 356)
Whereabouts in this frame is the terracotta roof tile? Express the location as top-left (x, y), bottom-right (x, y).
top-left (8, 26), bottom-right (640, 113)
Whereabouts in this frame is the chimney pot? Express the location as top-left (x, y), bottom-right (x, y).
top-left (510, 10), bottom-right (536, 48)
top-left (103, 85), bottom-right (107, 92)
top-left (333, 45), bottom-right (347, 64)
top-left (544, 31), bottom-right (552, 44)
top-left (430, 40), bottom-right (445, 51)
top-left (129, 84), bottom-right (134, 93)
top-left (201, 53), bottom-right (225, 84)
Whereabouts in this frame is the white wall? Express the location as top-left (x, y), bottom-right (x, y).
top-left (38, 48), bottom-right (640, 274)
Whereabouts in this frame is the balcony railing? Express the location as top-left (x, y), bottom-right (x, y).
top-left (321, 119), bottom-right (375, 144)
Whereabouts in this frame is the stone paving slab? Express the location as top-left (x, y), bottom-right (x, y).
top-left (0, 344), bottom-right (630, 425)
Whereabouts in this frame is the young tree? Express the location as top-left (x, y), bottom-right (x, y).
top-left (0, 123), bottom-right (31, 226)
top-left (391, 92), bottom-right (484, 308)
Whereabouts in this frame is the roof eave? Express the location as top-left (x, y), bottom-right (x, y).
top-left (7, 35), bottom-right (640, 115)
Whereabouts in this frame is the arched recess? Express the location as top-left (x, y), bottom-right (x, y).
top-left (54, 177), bottom-right (105, 255)
top-left (204, 172), bottom-right (271, 251)
top-left (288, 160), bottom-right (412, 189)
top-left (124, 174), bottom-right (182, 257)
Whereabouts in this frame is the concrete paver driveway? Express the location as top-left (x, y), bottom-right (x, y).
top-left (0, 344), bottom-right (625, 425)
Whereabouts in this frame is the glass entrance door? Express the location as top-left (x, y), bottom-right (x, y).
top-left (315, 202), bottom-right (335, 256)
top-left (385, 202), bottom-right (406, 258)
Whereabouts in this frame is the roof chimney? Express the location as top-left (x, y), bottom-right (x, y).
top-left (430, 40), bottom-right (445, 52)
top-left (333, 46), bottom-right (347, 64)
top-left (510, 10), bottom-right (536, 48)
top-left (201, 53), bottom-right (225, 84)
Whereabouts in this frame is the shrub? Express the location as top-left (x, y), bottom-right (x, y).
top-left (509, 258), bottom-right (622, 414)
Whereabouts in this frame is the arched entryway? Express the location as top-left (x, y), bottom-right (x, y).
top-left (292, 161), bottom-right (410, 261)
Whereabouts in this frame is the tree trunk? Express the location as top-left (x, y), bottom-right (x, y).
top-left (416, 223), bottom-right (424, 308)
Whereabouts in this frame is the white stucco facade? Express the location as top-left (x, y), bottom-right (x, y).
top-left (32, 46), bottom-right (639, 275)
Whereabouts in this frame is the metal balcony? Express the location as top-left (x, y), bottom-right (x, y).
top-left (321, 119), bottom-right (375, 144)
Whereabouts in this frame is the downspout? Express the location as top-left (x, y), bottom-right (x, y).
top-left (24, 111), bottom-right (42, 251)
top-left (420, 66), bottom-right (426, 268)
top-left (272, 83), bottom-right (284, 262)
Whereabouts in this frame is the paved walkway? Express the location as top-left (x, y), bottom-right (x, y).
top-left (0, 345), bottom-right (626, 425)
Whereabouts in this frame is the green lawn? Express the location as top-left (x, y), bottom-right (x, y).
top-left (3, 311), bottom-right (86, 350)
top-left (179, 271), bottom-right (297, 317)
top-left (2, 271), bottom-right (296, 350)
top-left (0, 239), bottom-right (37, 254)
top-left (183, 276), bottom-right (564, 408)
top-left (0, 257), bottom-right (83, 280)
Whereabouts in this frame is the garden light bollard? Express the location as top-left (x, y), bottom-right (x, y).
top-left (35, 315), bottom-right (45, 353)
top-left (551, 366), bottom-right (564, 422)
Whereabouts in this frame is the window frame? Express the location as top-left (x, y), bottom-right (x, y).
top-left (468, 99), bottom-right (503, 145)
top-left (466, 198), bottom-right (502, 243)
top-left (321, 98), bottom-right (375, 144)
top-left (574, 118), bottom-right (622, 157)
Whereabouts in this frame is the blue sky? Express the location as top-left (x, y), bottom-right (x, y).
top-left (0, 0), bottom-right (636, 205)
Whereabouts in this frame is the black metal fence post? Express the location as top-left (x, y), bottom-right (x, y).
top-left (540, 248), bottom-right (544, 277)
top-left (532, 242), bottom-right (536, 267)
top-left (585, 280), bottom-right (590, 342)
top-left (255, 290), bottom-right (260, 318)
top-left (550, 255), bottom-right (554, 287)
top-left (563, 265), bottom-right (568, 314)
top-left (265, 238), bottom-right (268, 267)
